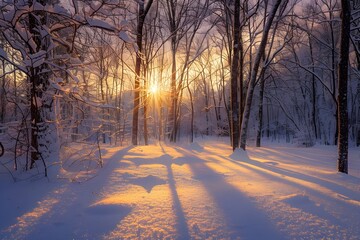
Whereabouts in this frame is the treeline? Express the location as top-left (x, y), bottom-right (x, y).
top-left (0, 0), bottom-right (358, 176)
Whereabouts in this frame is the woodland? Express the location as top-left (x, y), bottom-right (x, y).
top-left (0, 0), bottom-right (359, 177)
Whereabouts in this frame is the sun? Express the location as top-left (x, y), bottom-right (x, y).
top-left (149, 84), bottom-right (158, 95)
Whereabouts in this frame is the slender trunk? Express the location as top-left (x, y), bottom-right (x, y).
top-left (143, 66), bottom-right (149, 145)
top-left (256, 71), bottom-right (265, 147)
top-left (131, 11), bottom-right (143, 146)
top-left (202, 76), bottom-right (210, 135)
top-left (0, 59), bottom-right (5, 123)
top-left (13, 52), bottom-right (18, 120)
top-left (256, 1), bottom-right (268, 148)
top-left (118, 47), bottom-right (125, 145)
top-left (210, 70), bottom-right (221, 131)
top-left (329, 11), bottom-right (339, 145)
top-left (239, 34), bottom-right (244, 132)
top-left (159, 45), bottom-right (165, 141)
top-left (309, 35), bottom-right (318, 139)
top-left (187, 70), bottom-right (194, 142)
top-left (169, 45), bottom-right (177, 142)
top-left (167, 0), bottom-right (178, 142)
top-left (230, 0), bottom-right (240, 150)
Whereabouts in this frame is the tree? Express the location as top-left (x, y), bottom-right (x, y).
top-left (230, 0), bottom-right (241, 150)
top-left (0, 0), bottom-right (130, 175)
top-left (337, 0), bottom-right (350, 174)
top-left (132, 0), bottom-right (154, 145)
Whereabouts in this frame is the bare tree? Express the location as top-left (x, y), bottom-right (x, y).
top-left (337, 0), bottom-right (350, 174)
top-left (229, 0), bottom-right (241, 150)
top-left (132, 0), bottom-right (154, 145)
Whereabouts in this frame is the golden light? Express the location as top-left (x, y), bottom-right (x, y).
top-left (149, 84), bottom-right (158, 95)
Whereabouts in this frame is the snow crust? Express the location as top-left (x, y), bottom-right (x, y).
top-left (0, 139), bottom-right (359, 239)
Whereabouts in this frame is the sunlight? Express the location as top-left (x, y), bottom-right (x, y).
top-left (149, 84), bottom-right (158, 95)
top-left (4, 187), bottom-right (67, 239)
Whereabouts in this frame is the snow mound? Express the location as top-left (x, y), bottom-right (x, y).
top-left (229, 148), bottom-right (250, 161)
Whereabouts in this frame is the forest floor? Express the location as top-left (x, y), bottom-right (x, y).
top-left (0, 138), bottom-right (360, 240)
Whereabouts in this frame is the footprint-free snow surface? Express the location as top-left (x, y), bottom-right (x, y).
top-left (1, 139), bottom-right (360, 239)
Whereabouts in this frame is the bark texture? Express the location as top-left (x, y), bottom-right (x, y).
top-left (337, 0), bottom-right (350, 174)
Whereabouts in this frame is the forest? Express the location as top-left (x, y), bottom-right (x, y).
top-left (0, 0), bottom-right (359, 177)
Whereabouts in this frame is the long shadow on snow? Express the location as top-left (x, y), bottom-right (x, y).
top-left (174, 146), bottom-right (285, 240)
top-left (226, 156), bottom-right (360, 226)
top-left (203, 145), bottom-right (360, 205)
top-left (146, 144), bottom-right (191, 240)
top-left (229, 156), bottom-right (360, 203)
top-left (30, 146), bottom-right (135, 239)
top-left (165, 161), bottom-right (191, 240)
top-left (117, 144), bottom-right (191, 239)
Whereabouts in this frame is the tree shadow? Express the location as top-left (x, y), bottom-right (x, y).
top-left (213, 153), bottom-right (360, 230)
top-left (159, 144), bottom-right (191, 240)
top-left (228, 156), bottom-right (360, 207)
top-left (106, 144), bottom-right (191, 239)
top-left (174, 147), bottom-right (285, 240)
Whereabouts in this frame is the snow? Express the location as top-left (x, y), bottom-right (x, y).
top-left (0, 47), bottom-right (8, 59)
top-left (24, 50), bottom-right (47, 68)
top-left (0, 139), bottom-right (359, 239)
top-left (86, 18), bottom-right (116, 32)
top-left (119, 31), bottom-right (132, 43)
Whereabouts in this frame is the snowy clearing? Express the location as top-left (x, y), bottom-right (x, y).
top-left (1, 139), bottom-right (359, 240)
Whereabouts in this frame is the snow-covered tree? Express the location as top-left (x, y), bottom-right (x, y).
top-left (0, 0), bottom-right (130, 175)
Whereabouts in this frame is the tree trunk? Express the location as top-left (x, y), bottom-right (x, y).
top-left (0, 59), bottom-right (5, 123)
top-left (143, 66), bottom-right (149, 145)
top-left (28, 0), bottom-right (50, 171)
top-left (337, 0), bottom-right (350, 174)
top-left (131, 0), bottom-right (153, 145)
top-left (230, 0), bottom-right (240, 150)
top-left (309, 34), bottom-right (318, 140)
top-left (256, 71), bottom-right (265, 147)
top-left (169, 45), bottom-right (177, 142)
top-left (355, 43), bottom-right (360, 146)
top-left (186, 70), bottom-right (194, 143)
top-left (131, 3), bottom-right (144, 146)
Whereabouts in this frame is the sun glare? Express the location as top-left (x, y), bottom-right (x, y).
top-left (149, 84), bottom-right (158, 94)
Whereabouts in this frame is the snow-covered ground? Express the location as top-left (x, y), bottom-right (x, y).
top-left (0, 138), bottom-right (359, 239)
